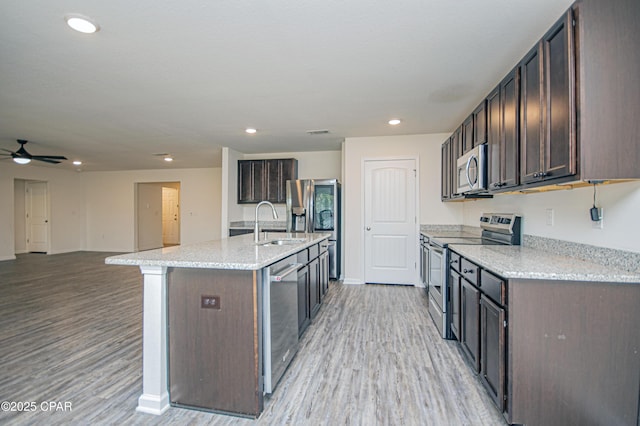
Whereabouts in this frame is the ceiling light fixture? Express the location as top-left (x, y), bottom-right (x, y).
top-left (13, 157), bottom-right (31, 165)
top-left (388, 119), bottom-right (402, 126)
top-left (164, 157), bottom-right (173, 162)
top-left (65, 14), bottom-right (100, 34)
top-left (245, 128), bottom-right (257, 134)
top-left (73, 160), bottom-right (82, 166)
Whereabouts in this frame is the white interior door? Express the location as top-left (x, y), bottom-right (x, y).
top-left (26, 181), bottom-right (49, 253)
top-left (364, 159), bottom-right (417, 285)
top-left (162, 187), bottom-right (180, 245)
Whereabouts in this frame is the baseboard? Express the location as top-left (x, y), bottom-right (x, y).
top-left (0, 255), bottom-right (17, 261)
top-left (342, 278), bottom-right (364, 285)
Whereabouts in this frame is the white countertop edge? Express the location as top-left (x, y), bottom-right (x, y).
top-left (105, 233), bottom-right (330, 270)
top-left (449, 244), bottom-right (640, 284)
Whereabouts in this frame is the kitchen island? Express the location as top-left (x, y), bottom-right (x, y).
top-left (105, 232), bottom-right (330, 417)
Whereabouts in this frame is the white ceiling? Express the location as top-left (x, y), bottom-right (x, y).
top-left (0, 0), bottom-right (574, 171)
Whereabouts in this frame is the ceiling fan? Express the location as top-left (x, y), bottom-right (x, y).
top-left (0, 139), bottom-right (68, 164)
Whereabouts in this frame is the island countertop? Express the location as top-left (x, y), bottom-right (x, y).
top-left (105, 232), bottom-right (330, 270)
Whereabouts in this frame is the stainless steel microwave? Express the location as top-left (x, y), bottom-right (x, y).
top-left (456, 144), bottom-right (488, 194)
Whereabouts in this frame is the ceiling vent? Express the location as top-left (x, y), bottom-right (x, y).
top-left (306, 129), bottom-right (330, 135)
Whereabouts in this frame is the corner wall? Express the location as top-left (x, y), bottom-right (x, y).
top-left (83, 168), bottom-right (222, 252)
top-left (342, 134), bottom-right (461, 284)
top-left (0, 163), bottom-right (86, 261)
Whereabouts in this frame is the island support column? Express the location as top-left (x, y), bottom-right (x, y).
top-left (136, 265), bottom-right (170, 415)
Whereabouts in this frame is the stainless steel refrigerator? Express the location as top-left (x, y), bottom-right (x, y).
top-left (286, 179), bottom-right (341, 279)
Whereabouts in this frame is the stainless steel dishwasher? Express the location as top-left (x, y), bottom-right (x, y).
top-left (263, 254), bottom-right (301, 393)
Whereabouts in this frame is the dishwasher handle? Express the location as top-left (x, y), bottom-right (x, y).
top-left (270, 263), bottom-right (303, 282)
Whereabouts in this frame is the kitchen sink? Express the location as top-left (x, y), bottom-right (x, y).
top-left (257, 238), bottom-right (306, 246)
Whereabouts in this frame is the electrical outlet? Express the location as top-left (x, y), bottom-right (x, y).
top-left (592, 208), bottom-right (604, 229)
top-left (546, 208), bottom-right (554, 226)
top-left (201, 295), bottom-right (221, 310)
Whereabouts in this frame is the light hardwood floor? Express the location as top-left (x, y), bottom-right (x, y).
top-left (0, 252), bottom-right (506, 425)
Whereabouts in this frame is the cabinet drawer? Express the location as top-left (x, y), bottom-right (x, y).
top-left (460, 257), bottom-right (479, 286)
top-left (308, 243), bottom-right (319, 260)
top-left (297, 249), bottom-right (309, 264)
top-left (450, 251), bottom-right (461, 272)
top-left (481, 269), bottom-right (505, 305)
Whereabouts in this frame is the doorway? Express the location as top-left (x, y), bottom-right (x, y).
top-left (363, 158), bottom-right (418, 285)
top-left (16, 180), bottom-right (50, 254)
top-left (135, 182), bottom-right (181, 251)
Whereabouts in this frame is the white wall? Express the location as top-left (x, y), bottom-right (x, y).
top-left (0, 163), bottom-right (86, 260)
top-left (83, 168), bottom-right (222, 252)
top-left (462, 180), bottom-right (640, 253)
top-left (342, 134), bottom-right (461, 284)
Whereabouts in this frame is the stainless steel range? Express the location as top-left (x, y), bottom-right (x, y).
top-left (426, 213), bottom-right (522, 339)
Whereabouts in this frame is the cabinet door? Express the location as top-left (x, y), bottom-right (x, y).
top-left (238, 160), bottom-right (265, 203)
top-left (441, 138), bottom-right (451, 200)
top-left (450, 269), bottom-right (461, 340)
top-left (460, 279), bottom-right (480, 372)
top-left (542, 10), bottom-right (576, 181)
top-left (319, 250), bottom-right (329, 297)
top-left (473, 100), bottom-right (487, 147)
top-left (520, 43), bottom-right (544, 185)
top-left (297, 265), bottom-right (310, 336)
top-left (309, 258), bottom-right (320, 319)
top-left (265, 159), bottom-right (298, 203)
top-left (487, 87), bottom-right (501, 190)
top-left (480, 294), bottom-right (506, 412)
top-left (462, 114), bottom-right (474, 154)
top-left (500, 68), bottom-right (520, 189)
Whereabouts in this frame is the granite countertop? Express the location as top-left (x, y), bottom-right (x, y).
top-left (105, 232), bottom-right (330, 270)
top-left (449, 244), bottom-right (640, 284)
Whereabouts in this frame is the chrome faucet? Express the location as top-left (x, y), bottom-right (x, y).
top-left (254, 201), bottom-right (278, 243)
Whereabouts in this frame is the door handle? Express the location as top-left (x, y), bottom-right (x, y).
top-left (366, 226), bottom-right (371, 231)
top-left (45, 220), bottom-right (48, 223)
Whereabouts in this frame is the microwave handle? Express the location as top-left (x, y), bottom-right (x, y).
top-left (465, 155), bottom-right (474, 187)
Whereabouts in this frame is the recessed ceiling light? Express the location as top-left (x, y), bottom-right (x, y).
top-left (65, 14), bottom-right (100, 34)
top-left (388, 119), bottom-right (402, 126)
top-left (245, 128), bottom-right (257, 134)
top-left (164, 157), bottom-right (173, 162)
top-left (73, 160), bottom-right (82, 166)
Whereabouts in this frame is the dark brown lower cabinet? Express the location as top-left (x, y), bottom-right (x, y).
top-left (449, 269), bottom-right (461, 339)
top-left (297, 265), bottom-right (310, 336)
top-left (309, 258), bottom-right (320, 319)
top-left (480, 294), bottom-right (506, 412)
top-left (319, 249), bottom-right (329, 298)
top-left (460, 279), bottom-right (480, 372)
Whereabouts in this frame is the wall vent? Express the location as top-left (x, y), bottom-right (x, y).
top-left (306, 129), bottom-right (330, 135)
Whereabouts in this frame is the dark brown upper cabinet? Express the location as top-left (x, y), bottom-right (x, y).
top-left (500, 68), bottom-right (520, 190)
top-left (265, 159), bottom-right (297, 203)
top-left (462, 115), bottom-right (474, 155)
top-left (238, 158), bottom-right (298, 204)
top-left (473, 100), bottom-right (487, 147)
top-left (520, 10), bottom-right (577, 186)
top-left (441, 137), bottom-right (452, 200)
top-left (488, 68), bottom-right (520, 191)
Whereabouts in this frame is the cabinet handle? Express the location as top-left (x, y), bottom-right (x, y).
top-left (451, 259), bottom-right (459, 264)
top-left (533, 172), bottom-right (539, 178)
top-left (539, 172), bottom-right (548, 178)
top-left (463, 268), bottom-right (475, 274)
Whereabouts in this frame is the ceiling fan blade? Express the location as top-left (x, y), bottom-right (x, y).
top-left (1, 148), bottom-right (16, 154)
top-left (33, 157), bottom-right (62, 164)
top-left (32, 155), bottom-right (68, 160)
